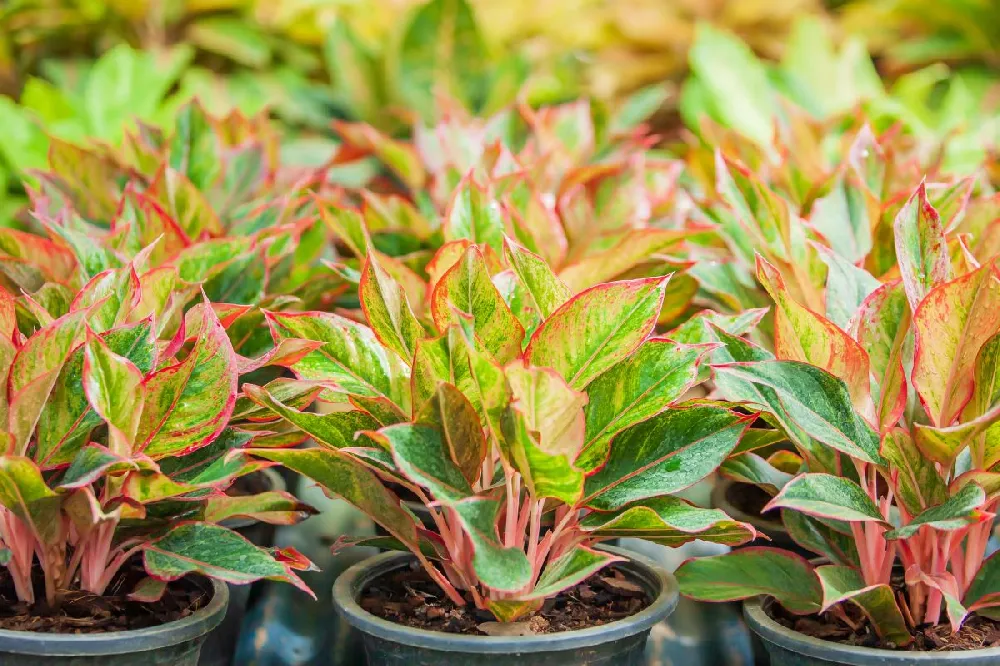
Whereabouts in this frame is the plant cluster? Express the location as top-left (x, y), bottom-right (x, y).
top-left (677, 124), bottom-right (1000, 643)
top-left (237, 223), bottom-right (759, 620)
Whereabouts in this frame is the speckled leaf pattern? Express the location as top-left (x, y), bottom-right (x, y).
top-left (203, 491), bottom-right (315, 525)
top-left (267, 311), bottom-right (409, 410)
top-left (583, 405), bottom-right (751, 511)
top-left (766, 473), bottom-right (888, 524)
top-left (519, 546), bottom-right (623, 600)
top-left (0, 456), bottom-right (61, 545)
top-left (7, 310), bottom-right (87, 454)
top-left (579, 496), bottom-right (755, 546)
top-left (35, 320), bottom-right (155, 467)
top-left (581, 340), bottom-right (706, 470)
top-left (526, 277), bottom-right (666, 390)
top-left (143, 523), bottom-right (312, 596)
top-left (82, 331), bottom-right (144, 455)
top-left (912, 261), bottom-right (1000, 427)
top-left (378, 423), bottom-right (473, 502)
top-left (451, 498), bottom-right (532, 592)
top-left (503, 238), bottom-right (570, 319)
top-left (852, 281), bottom-right (909, 431)
top-left (242, 385), bottom-right (379, 450)
top-left (894, 183), bottom-right (951, 311)
top-left (880, 428), bottom-right (946, 516)
top-left (557, 229), bottom-right (689, 292)
top-left (359, 253), bottom-right (425, 363)
top-left (59, 444), bottom-right (136, 489)
top-left (676, 548), bottom-right (823, 614)
top-left (819, 247), bottom-right (881, 330)
top-left (757, 255), bottom-right (871, 413)
top-left (713, 361), bottom-right (884, 466)
top-left (506, 361), bottom-right (587, 461)
top-left (431, 245), bottom-right (524, 362)
top-left (443, 179), bottom-right (506, 257)
top-left (415, 383), bottom-right (486, 485)
top-left (137, 306), bottom-right (237, 459)
top-left (815, 565), bottom-right (911, 646)
top-left (884, 483), bottom-right (987, 539)
top-left (964, 551), bottom-right (1000, 613)
top-left (246, 447), bottom-right (421, 552)
top-left (504, 410), bottom-right (584, 503)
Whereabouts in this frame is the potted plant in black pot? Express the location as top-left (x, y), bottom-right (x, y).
top-left (678, 183), bottom-right (1000, 664)
top-left (237, 230), bottom-right (759, 664)
top-left (0, 259), bottom-right (316, 664)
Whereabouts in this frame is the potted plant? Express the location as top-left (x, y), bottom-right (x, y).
top-left (677, 181), bottom-right (1000, 664)
top-left (235, 222), bottom-right (758, 663)
top-left (0, 248), bottom-right (317, 664)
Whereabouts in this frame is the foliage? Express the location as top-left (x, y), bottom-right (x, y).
top-left (839, 0), bottom-right (1000, 72)
top-left (238, 199), bottom-right (757, 621)
top-left (681, 18), bottom-right (999, 175)
top-left (0, 258), bottom-right (317, 607)
top-left (677, 132), bottom-right (1000, 640)
top-left (326, 92), bottom-right (715, 328)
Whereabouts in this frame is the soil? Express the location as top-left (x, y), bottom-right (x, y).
top-left (767, 598), bottom-right (1000, 652)
top-left (359, 561), bottom-right (650, 636)
top-left (0, 559), bottom-right (210, 634)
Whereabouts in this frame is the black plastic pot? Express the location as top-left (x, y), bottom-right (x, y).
top-left (0, 577), bottom-right (227, 666)
top-left (198, 468), bottom-right (284, 666)
top-left (711, 478), bottom-right (807, 556)
top-left (333, 546), bottom-right (677, 665)
top-left (745, 597), bottom-right (1000, 665)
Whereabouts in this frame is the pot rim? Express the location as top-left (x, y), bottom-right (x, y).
top-left (745, 596), bottom-right (1000, 664)
top-left (0, 576), bottom-right (228, 656)
top-left (333, 545), bottom-right (677, 654)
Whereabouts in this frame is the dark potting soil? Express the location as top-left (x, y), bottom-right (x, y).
top-left (360, 561), bottom-right (650, 635)
top-left (0, 559), bottom-right (209, 634)
top-left (767, 599), bottom-right (1000, 651)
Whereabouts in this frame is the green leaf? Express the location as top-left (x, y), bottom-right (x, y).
top-left (819, 248), bottom-right (881, 329)
top-left (676, 548), bottom-right (822, 614)
top-left (503, 237), bottom-right (570, 319)
top-left (713, 361), bottom-right (884, 466)
top-left (324, 19), bottom-right (381, 122)
top-left (526, 277), bottom-right (666, 390)
top-left (82, 330), bottom-right (144, 454)
top-left (451, 497), bottom-right (532, 592)
top-left (8, 311), bottom-right (87, 453)
top-left (35, 320), bottom-right (155, 467)
top-left (583, 405), bottom-right (751, 511)
top-left (894, 183), bottom-right (950, 312)
top-left (430, 245), bottom-right (524, 362)
top-left (143, 523), bottom-right (312, 596)
top-left (247, 447), bottom-right (421, 551)
top-left (137, 305), bottom-right (237, 459)
top-left (581, 340), bottom-right (706, 470)
top-left (885, 483), bottom-right (987, 539)
top-left (377, 424), bottom-right (472, 502)
top-left (504, 409), bottom-right (584, 503)
top-left (783, 511), bottom-right (859, 567)
top-left (359, 254), bottom-right (425, 363)
top-left (880, 428), bottom-right (946, 516)
top-left (520, 546), bottom-right (622, 600)
top-left (0, 456), bottom-right (62, 546)
top-left (580, 496), bottom-right (755, 547)
top-left (964, 551), bottom-right (1000, 613)
top-left (853, 280), bottom-right (909, 431)
top-left (242, 385), bottom-right (380, 450)
top-left (815, 565), bottom-right (911, 646)
top-left (443, 180), bottom-right (505, 257)
top-left (203, 491), bottom-right (316, 526)
top-left (415, 383), bottom-right (486, 485)
top-left (267, 311), bottom-right (409, 409)
top-left (766, 473), bottom-right (887, 524)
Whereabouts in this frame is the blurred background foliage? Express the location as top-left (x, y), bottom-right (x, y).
top-left (0, 0), bottom-right (996, 227)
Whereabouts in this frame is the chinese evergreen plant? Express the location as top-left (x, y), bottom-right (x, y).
top-left (0, 252), bottom-right (316, 608)
top-left (677, 159), bottom-right (1000, 644)
top-left (237, 212), bottom-right (758, 621)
